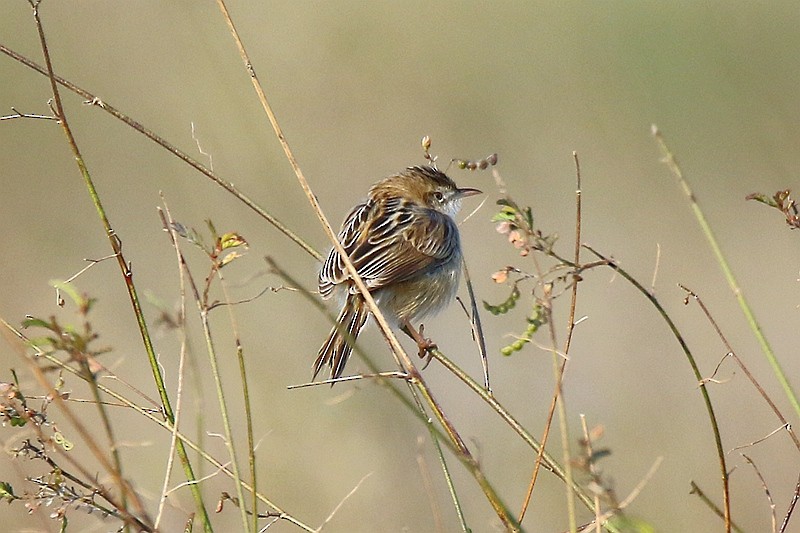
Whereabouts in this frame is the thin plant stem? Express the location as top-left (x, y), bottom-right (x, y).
top-left (780, 471), bottom-right (800, 533)
top-left (80, 358), bottom-right (127, 518)
top-left (0, 44), bottom-right (320, 263)
top-left (519, 153), bottom-right (586, 530)
top-left (550, 291), bottom-right (577, 533)
top-left (689, 482), bottom-right (744, 533)
top-left (217, 274), bottom-right (259, 532)
top-left (565, 151), bottom-right (584, 357)
top-left (579, 415), bottom-right (602, 533)
top-left (679, 285), bottom-right (800, 452)
top-left (154, 353), bottom-right (187, 528)
top-left (155, 198), bottom-right (191, 530)
top-left (24, 2), bottom-right (210, 529)
top-left (428, 427), bottom-right (468, 532)
top-left (161, 218), bottom-right (250, 531)
top-left (430, 349), bottom-right (623, 533)
top-left (585, 245), bottom-right (730, 533)
top-left (653, 125), bottom-right (799, 420)
top-left (197, 308), bottom-right (249, 531)
top-left (2, 317), bottom-right (316, 532)
top-left (462, 260), bottom-right (491, 392)
top-left (554, 151), bottom-right (586, 533)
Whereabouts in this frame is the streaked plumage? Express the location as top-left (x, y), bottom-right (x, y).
top-left (315, 166), bottom-right (480, 381)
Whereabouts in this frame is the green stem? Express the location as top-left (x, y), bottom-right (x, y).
top-left (653, 125), bottom-right (799, 421)
top-left (585, 245), bottom-right (730, 533)
top-left (26, 4), bottom-right (211, 530)
top-left (198, 308), bottom-right (249, 531)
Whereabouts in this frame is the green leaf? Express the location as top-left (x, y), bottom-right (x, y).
top-left (206, 219), bottom-right (219, 241)
top-left (607, 514), bottom-right (656, 533)
top-left (745, 192), bottom-right (779, 207)
top-left (0, 481), bottom-right (15, 502)
top-left (21, 316), bottom-right (50, 330)
top-left (219, 232), bottom-right (248, 251)
top-left (50, 280), bottom-right (86, 308)
top-left (522, 206), bottom-right (534, 228)
top-left (172, 222), bottom-right (209, 252)
top-left (219, 251), bottom-right (244, 268)
top-left (491, 205), bottom-right (518, 223)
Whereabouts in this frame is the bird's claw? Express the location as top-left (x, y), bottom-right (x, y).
top-left (416, 324), bottom-right (437, 369)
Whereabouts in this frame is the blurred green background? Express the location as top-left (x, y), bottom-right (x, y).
top-left (2, 2), bottom-right (800, 531)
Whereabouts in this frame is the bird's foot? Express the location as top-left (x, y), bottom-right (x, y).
top-left (403, 322), bottom-right (435, 369)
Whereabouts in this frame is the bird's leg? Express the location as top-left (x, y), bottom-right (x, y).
top-left (401, 319), bottom-right (437, 367)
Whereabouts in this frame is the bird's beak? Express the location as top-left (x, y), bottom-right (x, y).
top-left (455, 187), bottom-right (482, 199)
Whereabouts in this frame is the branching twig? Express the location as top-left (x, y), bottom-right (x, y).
top-left (679, 284), bottom-right (800, 452)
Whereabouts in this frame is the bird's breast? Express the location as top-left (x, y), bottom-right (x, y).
top-left (374, 249), bottom-right (462, 324)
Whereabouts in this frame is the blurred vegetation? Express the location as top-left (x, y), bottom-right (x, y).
top-left (2, 2), bottom-right (800, 532)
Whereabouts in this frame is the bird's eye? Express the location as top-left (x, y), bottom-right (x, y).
top-left (432, 191), bottom-right (445, 203)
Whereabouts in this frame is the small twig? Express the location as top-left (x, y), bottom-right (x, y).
top-left (415, 436), bottom-right (445, 533)
top-left (191, 121), bottom-right (214, 171)
top-left (727, 424), bottom-right (790, 454)
top-left (698, 351), bottom-right (733, 386)
top-left (618, 456), bottom-right (663, 509)
top-left (526, 338), bottom-right (570, 360)
top-left (166, 460), bottom-right (233, 497)
top-left (459, 196), bottom-right (488, 225)
top-left (462, 260), bottom-right (491, 392)
top-left (23, 394), bottom-right (160, 413)
top-left (654, 125), bottom-right (800, 427)
top-left (205, 284), bottom-right (278, 311)
top-left (287, 371), bottom-right (410, 389)
top-left (55, 254), bottom-right (119, 306)
top-left (680, 284), bottom-right (800, 452)
top-left (579, 415), bottom-right (602, 533)
top-left (576, 457), bottom-right (664, 532)
top-left (315, 473), bottom-right (373, 532)
top-left (0, 106), bottom-right (57, 121)
top-left (689, 481), bottom-right (744, 533)
top-left (650, 243), bottom-right (661, 294)
top-left (742, 454), bottom-right (777, 533)
top-left (780, 471), bottom-right (800, 533)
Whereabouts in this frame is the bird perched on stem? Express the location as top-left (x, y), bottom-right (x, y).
top-left (315, 165), bottom-right (481, 382)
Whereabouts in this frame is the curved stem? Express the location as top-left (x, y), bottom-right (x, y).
top-left (654, 126), bottom-right (798, 419)
top-left (584, 245), bottom-right (730, 532)
top-left (25, 4), bottom-right (209, 529)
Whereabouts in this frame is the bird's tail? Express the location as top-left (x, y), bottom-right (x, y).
top-left (314, 293), bottom-right (370, 382)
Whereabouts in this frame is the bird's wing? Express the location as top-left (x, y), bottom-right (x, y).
top-left (319, 198), bottom-right (459, 297)
top-left (319, 200), bottom-right (372, 298)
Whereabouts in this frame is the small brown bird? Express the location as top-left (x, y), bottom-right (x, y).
top-left (315, 165), bottom-right (481, 381)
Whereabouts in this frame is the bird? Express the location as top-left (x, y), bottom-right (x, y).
top-left (314, 165), bottom-right (481, 382)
